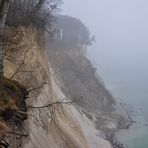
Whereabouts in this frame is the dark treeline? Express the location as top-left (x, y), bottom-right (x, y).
top-left (6, 0), bottom-right (62, 28)
top-left (52, 15), bottom-right (95, 46)
top-left (0, 0), bottom-right (62, 77)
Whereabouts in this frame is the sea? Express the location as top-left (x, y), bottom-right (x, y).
top-left (88, 50), bottom-right (148, 148)
top-left (99, 68), bottom-right (148, 148)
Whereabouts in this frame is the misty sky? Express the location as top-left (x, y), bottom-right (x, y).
top-left (62, 1), bottom-right (148, 146)
top-left (62, 0), bottom-right (148, 70)
top-left (61, 0), bottom-right (148, 106)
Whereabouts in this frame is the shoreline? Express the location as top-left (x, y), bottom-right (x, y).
top-left (108, 110), bottom-right (134, 148)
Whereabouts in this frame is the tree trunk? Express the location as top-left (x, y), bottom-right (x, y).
top-left (0, 0), bottom-right (10, 78)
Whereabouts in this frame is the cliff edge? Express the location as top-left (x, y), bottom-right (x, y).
top-left (0, 16), bottom-right (130, 148)
top-left (2, 25), bottom-right (113, 148)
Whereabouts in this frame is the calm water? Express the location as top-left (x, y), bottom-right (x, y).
top-left (88, 42), bottom-right (148, 148)
top-left (98, 68), bottom-right (148, 148)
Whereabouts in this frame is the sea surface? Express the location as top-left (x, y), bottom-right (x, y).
top-left (99, 69), bottom-right (148, 148)
top-left (88, 50), bottom-right (148, 148)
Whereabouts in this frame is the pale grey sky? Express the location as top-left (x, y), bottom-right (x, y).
top-left (61, 1), bottom-right (148, 146)
top-left (61, 0), bottom-right (148, 69)
top-left (61, 0), bottom-right (148, 106)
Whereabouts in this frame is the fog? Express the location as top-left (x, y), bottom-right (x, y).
top-left (62, 0), bottom-right (148, 105)
top-left (62, 0), bottom-right (148, 147)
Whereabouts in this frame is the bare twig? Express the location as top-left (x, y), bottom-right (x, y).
top-left (30, 0), bottom-right (46, 17)
top-left (2, 29), bottom-right (24, 60)
top-left (44, 0), bottom-right (61, 19)
top-left (28, 82), bottom-right (48, 93)
top-left (27, 100), bottom-right (74, 109)
top-left (10, 46), bottom-right (31, 80)
top-left (7, 132), bottom-right (28, 137)
top-left (17, 110), bottom-right (42, 126)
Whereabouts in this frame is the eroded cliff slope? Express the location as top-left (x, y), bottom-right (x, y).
top-left (2, 26), bottom-right (115, 148)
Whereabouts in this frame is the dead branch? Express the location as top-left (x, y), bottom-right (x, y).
top-left (0, 139), bottom-right (9, 148)
top-left (30, 0), bottom-right (46, 17)
top-left (17, 110), bottom-right (42, 126)
top-left (10, 46), bottom-right (31, 80)
top-left (7, 132), bottom-right (28, 137)
top-left (28, 82), bottom-right (48, 93)
top-left (2, 30), bottom-right (25, 60)
top-left (44, 0), bottom-right (61, 19)
top-left (26, 98), bottom-right (74, 126)
top-left (27, 100), bottom-right (74, 109)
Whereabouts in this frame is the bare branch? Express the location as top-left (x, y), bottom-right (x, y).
top-left (2, 30), bottom-right (25, 60)
top-left (27, 100), bottom-right (74, 109)
top-left (28, 82), bottom-right (48, 93)
top-left (30, 0), bottom-right (46, 17)
top-left (10, 46), bottom-right (31, 80)
top-left (17, 110), bottom-right (42, 126)
top-left (7, 132), bottom-right (28, 137)
top-left (43, 0), bottom-right (61, 19)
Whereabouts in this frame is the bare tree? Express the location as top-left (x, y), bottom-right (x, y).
top-left (7, 0), bottom-right (62, 27)
top-left (0, 0), bottom-right (10, 77)
top-left (0, 0), bottom-right (62, 78)
top-left (30, 0), bottom-right (46, 16)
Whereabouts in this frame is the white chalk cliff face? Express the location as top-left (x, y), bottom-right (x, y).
top-left (3, 26), bottom-right (114, 148)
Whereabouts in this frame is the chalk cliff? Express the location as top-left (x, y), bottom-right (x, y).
top-left (2, 24), bottom-right (128, 148)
